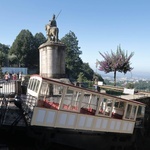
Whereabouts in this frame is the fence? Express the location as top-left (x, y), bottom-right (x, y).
top-left (0, 80), bottom-right (22, 95)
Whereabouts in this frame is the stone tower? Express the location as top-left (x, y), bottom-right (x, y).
top-left (39, 14), bottom-right (66, 78)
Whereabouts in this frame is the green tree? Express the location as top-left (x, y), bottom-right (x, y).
top-left (34, 33), bottom-right (46, 68)
top-left (61, 31), bottom-right (82, 80)
top-left (77, 72), bottom-right (87, 83)
top-left (97, 45), bottom-right (134, 86)
top-left (0, 67), bottom-right (3, 78)
top-left (34, 32), bottom-right (46, 46)
top-left (81, 63), bottom-right (94, 80)
top-left (0, 43), bottom-right (10, 66)
top-left (8, 54), bottom-right (17, 66)
top-left (9, 29), bottom-right (35, 67)
top-left (93, 73), bottom-right (105, 84)
top-left (126, 82), bottom-right (134, 89)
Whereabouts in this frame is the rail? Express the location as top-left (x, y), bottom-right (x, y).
top-left (0, 80), bottom-right (22, 95)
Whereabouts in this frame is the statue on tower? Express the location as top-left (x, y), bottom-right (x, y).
top-left (45, 14), bottom-right (59, 42)
top-left (49, 14), bottom-right (57, 27)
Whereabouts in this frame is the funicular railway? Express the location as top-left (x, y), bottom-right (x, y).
top-left (0, 75), bottom-right (148, 150)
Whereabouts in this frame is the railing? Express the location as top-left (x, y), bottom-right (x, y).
top-left (0, 80), bottom-right (22, 95)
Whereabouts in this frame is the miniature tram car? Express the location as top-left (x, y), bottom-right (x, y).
top-left (0, 74), bottom-right (146, 150)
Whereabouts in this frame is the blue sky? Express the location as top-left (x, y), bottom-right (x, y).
top-left (1, 0), bottom-right (150, 77)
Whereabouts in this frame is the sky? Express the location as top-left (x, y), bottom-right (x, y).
top-left (1, 0), bottom-right (150, 78)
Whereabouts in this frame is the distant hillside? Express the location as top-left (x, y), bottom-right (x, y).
top-left (98, 70), bottom-right (150, 80)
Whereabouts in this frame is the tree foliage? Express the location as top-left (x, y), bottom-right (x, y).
top-left (97, 45), bottom-right (134, 86)
top-left (61, 31), bottom-right (83, 80)
top-left (93, 73), bottom-right (105, 84)
top-left (126, 82), bottom-right (134, 89)
top-left (34, 32), bottom-right (46, 46)
top-left (0, 43), bottom-right (10, 66)
top-left (81, 63), bottom-right (94, 80)
top-left (9, 30), bottom-right (36, 67)
top-left (61, 31), bottom-right (96, 82)
top-left (33, 32), bottom-right (46, 68)
top-left (77, 72), bottom-right (87, 83)
top-left (9, 30), bottom-right (46, 70)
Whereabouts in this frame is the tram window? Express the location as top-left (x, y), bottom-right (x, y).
top-left (114, 101), bottom-right (119, 107)
top-left (98, 98), bottom-right (113, 116)
top-left (30, 79), bottom-right (34, 90)
top-left (131, 105), bottom-right (137, 119)
top-left (28, 79), bottom-right (31, 89)
top-left (106, 99), bottom-right (113, 116)
top-left (31, 79), bottom-right (36, 91)
top-left (87, 94), bottom-right (99, 109)
top-left (81, 94), bottom-right (99, 112)
top-left (66, 88), bottom-right (73, 94)
top-left (53, 84), bottom-right (64, 95)
top-left (39, 82), bottom-right (49, 97)
top-left (125, 104), bottom-right (132, 119)
top-left (125, 104), bottom-right (137, 120)
top-left (62, 88), bottom-right (80, 111)
top-left (28, 79), bottom-right (34, 90)
top-left (31, 79), bottom-right (35, 91)
top-left (91, 95), bottom-right (99, 110)
top-left (137, 106), bottom-right (145, 117)
top-left (114, 101), bottom-right (124, 109)
top-left (119, 102), bottom-right (124, 108)
top-left (80, 94), bottom-right (99, 115)
top-left (35, 80), bottom-right (40, 92)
